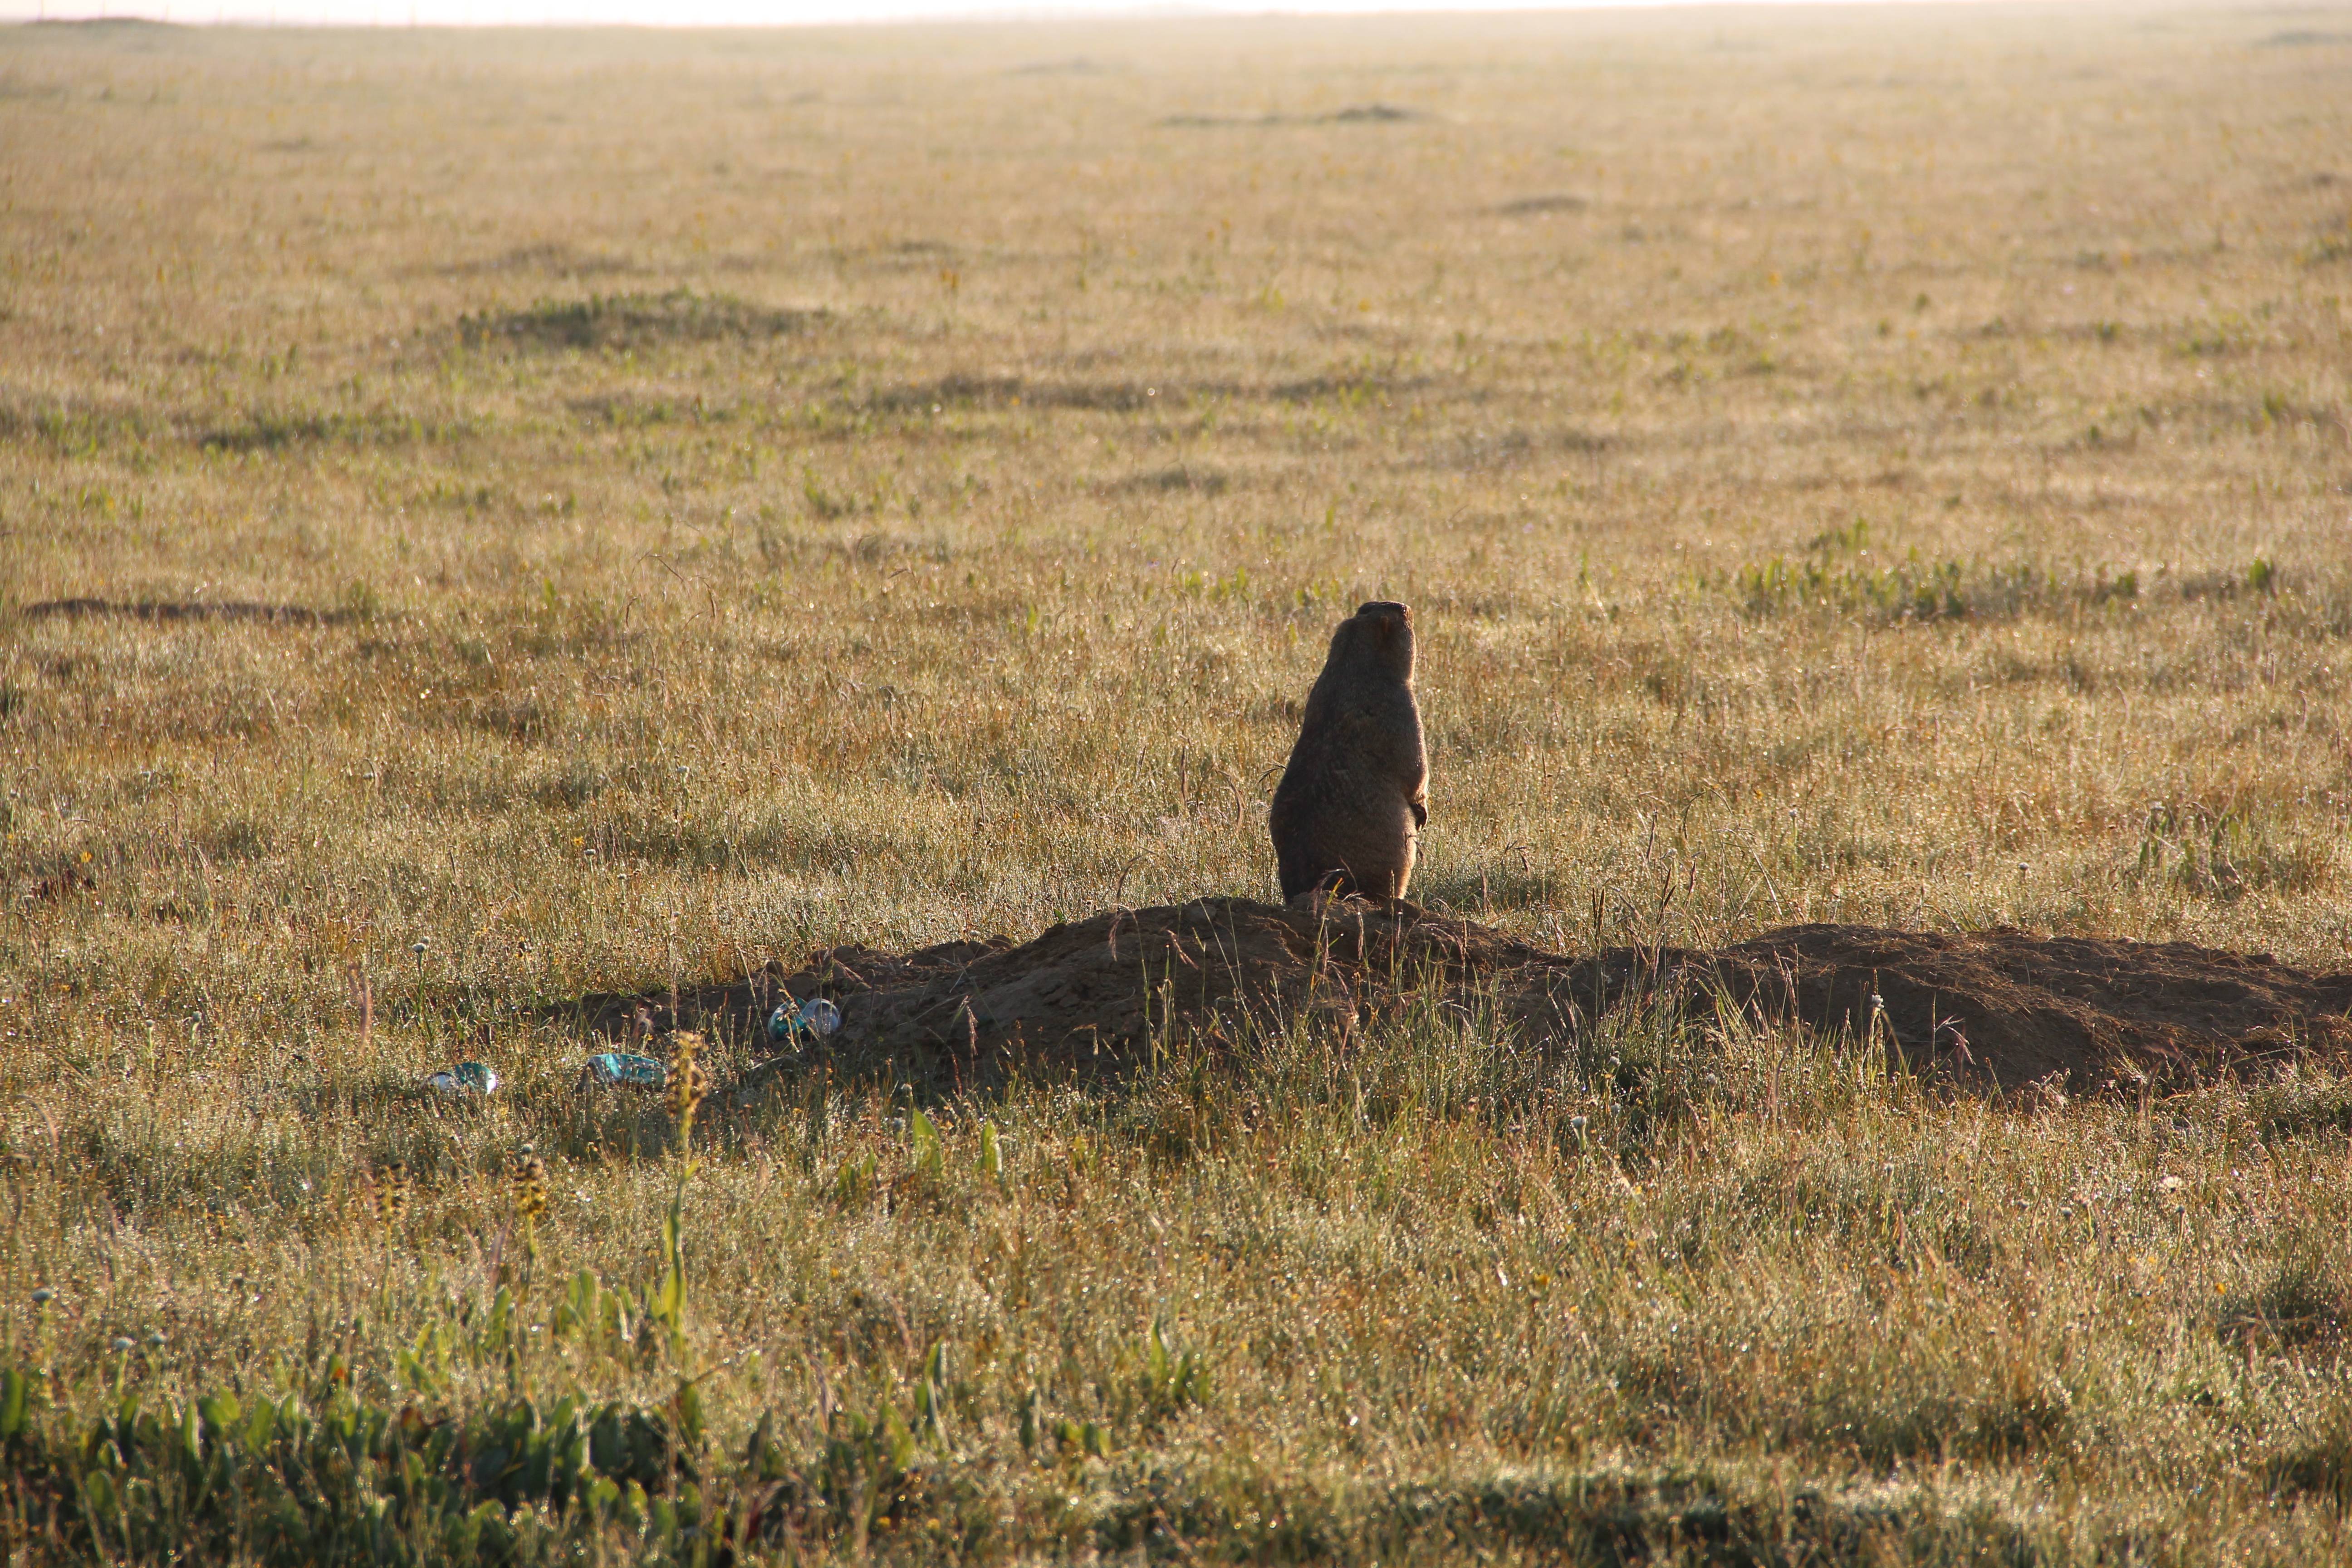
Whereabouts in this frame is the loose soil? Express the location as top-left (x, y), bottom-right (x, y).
top-left (570, 898), bottom-right (2352, 1095)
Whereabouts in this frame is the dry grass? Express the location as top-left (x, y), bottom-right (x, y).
top-left (2, 5), bottom-right (2351, 1561)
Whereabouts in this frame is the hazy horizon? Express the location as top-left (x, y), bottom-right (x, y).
top-left (4, 0), bottom-right (2016, 30)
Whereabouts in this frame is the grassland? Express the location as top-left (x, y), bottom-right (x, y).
top-left (3, 5), bottom-right (2352, 1561)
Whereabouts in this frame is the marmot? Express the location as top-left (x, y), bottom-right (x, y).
top-left (1269, 600), bottom-right (1428, 902)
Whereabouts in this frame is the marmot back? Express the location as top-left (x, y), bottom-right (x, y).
top-left (1268, 600), bottom-right (1428, 902)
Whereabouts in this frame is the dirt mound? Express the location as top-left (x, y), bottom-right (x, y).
top-left (1707, 923), bottom-right (2352, 1089)
top-left (578, 899), bottom-right (2352, 1094)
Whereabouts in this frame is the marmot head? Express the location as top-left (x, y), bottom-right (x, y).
top-left (1332, 600), bottom-right (1414, 684)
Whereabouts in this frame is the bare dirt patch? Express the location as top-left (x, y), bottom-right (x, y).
top-left (573, 899), bottom-right (2352, 1095)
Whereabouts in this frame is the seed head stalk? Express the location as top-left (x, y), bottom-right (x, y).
top-left (654, 1032), bottom-right (709, 1364)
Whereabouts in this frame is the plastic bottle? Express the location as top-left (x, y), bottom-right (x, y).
top-left (423, 1061), bottom-right (499, 1095)
top-left (580, 1051), bottom-right (668, 1089)
top-left (767, 997), bottom-right (842, 1047)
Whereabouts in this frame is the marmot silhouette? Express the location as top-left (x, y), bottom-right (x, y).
top-left (1269, 600), bottom-right (1428, 902)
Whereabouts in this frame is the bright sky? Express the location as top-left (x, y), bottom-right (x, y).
top-left (6, 0), bottom-right (1975, 29)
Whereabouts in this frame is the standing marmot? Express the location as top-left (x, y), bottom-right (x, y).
top-left (1269, 600), bottom-right (1428, 902)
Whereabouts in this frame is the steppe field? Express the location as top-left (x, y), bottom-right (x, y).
top-left (4, 4), bottom-right (2352, 1561)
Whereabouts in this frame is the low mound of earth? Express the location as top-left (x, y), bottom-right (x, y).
top-left (578, 899), bottom-right (2352, 1094)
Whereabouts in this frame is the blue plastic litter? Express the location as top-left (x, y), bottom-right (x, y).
top-left (424, 1061), bottom-right (499, 1095)
top-left (581, 1052), bottom-right (667, 1088)
top-left (767, 997), bottom-right (841, 1046)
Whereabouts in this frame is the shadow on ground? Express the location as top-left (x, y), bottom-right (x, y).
top-left (20, 598), bottom-right (358, 625)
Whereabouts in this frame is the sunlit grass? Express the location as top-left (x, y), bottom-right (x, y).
top-left (2, 5), bottom-right (2351, 1561)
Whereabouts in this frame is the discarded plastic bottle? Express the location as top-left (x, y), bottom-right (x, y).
top-left (424, 1061), bottom-right (499, 1096)
top-left (580, 1051), bottom-right (667, 1089)
top-left (767, 997), bottom-right (842, 1046)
